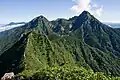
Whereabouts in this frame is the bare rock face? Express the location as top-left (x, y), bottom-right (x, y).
top-left (1, 72), bottom-right (14, 80)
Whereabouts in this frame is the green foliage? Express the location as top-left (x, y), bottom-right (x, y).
top-left (17, 66), bottom-right (120, 80)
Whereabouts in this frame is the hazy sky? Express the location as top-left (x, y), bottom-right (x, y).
top-left (0, 0), bottom-right (120, 24)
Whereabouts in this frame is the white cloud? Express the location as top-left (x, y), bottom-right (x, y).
top-left (0, 24), bottom-right (25, 32)
top-left (92, 4), bottom-right (98, 8)
top-left (95, 6), bottom-right (103, 16)
top-left (71, 0), bottom-right (103, 17)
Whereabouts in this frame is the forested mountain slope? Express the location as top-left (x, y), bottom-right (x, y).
top-left (0, 11), bottom-right (120, 79)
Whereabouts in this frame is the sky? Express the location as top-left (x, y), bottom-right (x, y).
top-left (0, 0), bottom-right (120, 24)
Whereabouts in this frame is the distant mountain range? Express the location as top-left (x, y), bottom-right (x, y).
top-left (106, 23), bottom-right (120, 28)
top-left (0, 22), bottom-right (26, 32)
top-left (1, 11), bottom-right (120, 79)
top-left (0, 24), bottom-right (4, 26)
